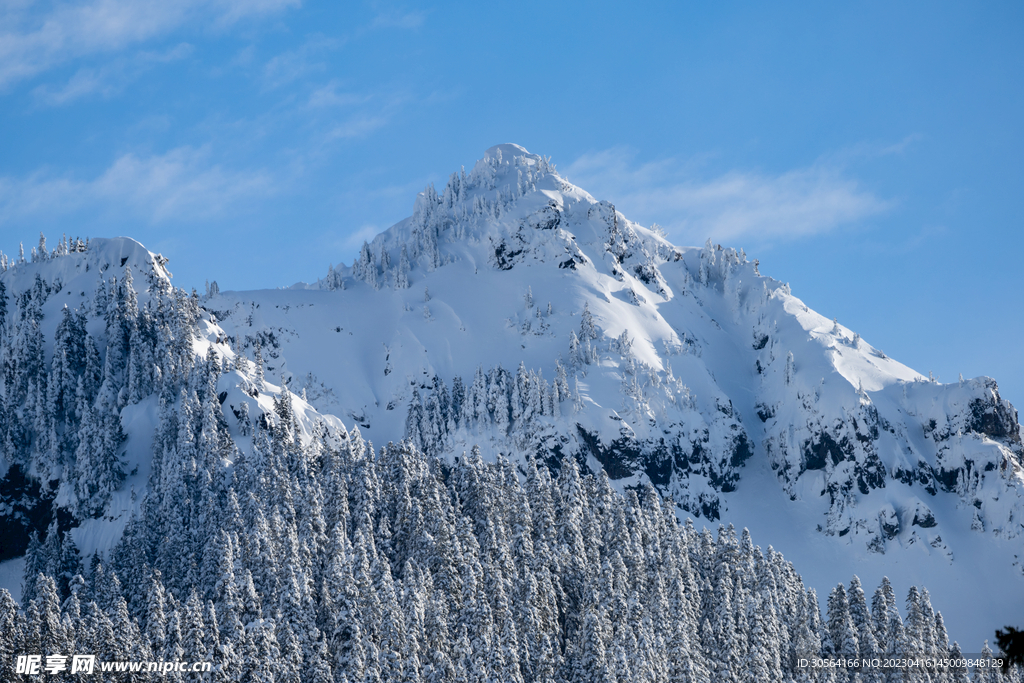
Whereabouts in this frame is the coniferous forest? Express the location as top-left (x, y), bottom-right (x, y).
top-left (0, 238), bottom-right (1020, 682)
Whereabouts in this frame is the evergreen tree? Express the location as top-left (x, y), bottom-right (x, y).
top-left (72, 388), bottom-right (125, 518)
top-left (253, 340), bottom-right (265, 387)
top-left (569, 330), bottom-right (582, 367)
top-left (848, 576), bottom-right (880, 681)
top-left (56, 530), bottom-right (83, 601)
top-left (0, 589), bottom-right (24, 681)
top-left (26, 574), bottom-right (70, 658)
top-left (22, 531), bottom-right (45, 604)
top-left (146, 571), bottom-right (169, 656)
top-left (580, 303), bottom-right (597, 343)
top-left (396, 245), bottom-right (411, 289)
top-left (0, 278), bottom-right (7, 331)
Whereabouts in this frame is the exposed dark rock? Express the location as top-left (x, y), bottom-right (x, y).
top-left (644, 441), bottom-right (674, 487)
top-left (893, 466), bottom-right (916, 486)
top-left (633, 262), bottom-right (658, 286)
top-left (698, 494), bottom-right (720, 521)
top-left (912, 506), bottom-right (937, 528)
top-left (492, 240), bottom-right (524, 271)
top-left (522, 204), bottom-right (561, 231)
top-left (575, 425), bottom-right (642, 481)
top-left (879, 506), bottom-right (900, 540)
top-left (0, 465), bottom-right (56, 562)
top-left (730, 433), bottom-right (753, 469)
top-left (540, 442), bottom-right (568, 474)
top-left (855, 453), bottom-right (886, 494)
top-left (917, 463), bottom-right (938, 496)
top-left (803, 432), bottom-right (849, 471)
top-left (571, 424), bottom-right (744, 517)
top-left (934, 464), bottom-right (961, 493)
top-left (969, 395), bottom-right (1021, 443)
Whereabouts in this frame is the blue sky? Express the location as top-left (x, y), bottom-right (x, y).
top-left (1, 1), bottom-right (1022, 408)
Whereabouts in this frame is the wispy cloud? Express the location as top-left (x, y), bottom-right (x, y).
top-left (0, 146), bottom-right (274, 225)
top-left (215, 0), bottom-right (301, 25)
top-left (307, 81), bottom-right (372, 108)
top-left (564, 148), bottom-right (890, 246)
top-left (327, 117), bottom-right (389, 140)
top-left (0, 0), bottom-right (298, 89)
top-left (820, 134), bottom-right (924, 166)
top-left (31, 43), bottom-right (193, 106)
top-left (371, 9), bottom-right (426, 30)
top-left (262, 34), bottom-right (340, 90)
top-left (367, 0), bottom-right (426, 30)
top-left (305, 83), bottom-right (418, 142)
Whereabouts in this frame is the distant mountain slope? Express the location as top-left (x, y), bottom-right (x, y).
top-left (208, 143), bottom-right (1022, 541)
top-left (207, 144), bottom-right (1024, 645)
top-left (0, 145), bottom-right (1021, 649)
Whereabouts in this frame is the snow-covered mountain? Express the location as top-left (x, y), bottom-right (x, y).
top-left (1, 144), bottom-right (1022, 651)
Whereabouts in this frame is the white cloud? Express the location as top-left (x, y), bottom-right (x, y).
top-left (371, 9), bottom-right (426, 30)
top-left (822, 134), bottom-right (924, 164)
top-left (0, 146), bottom-right (274, 225)
top-left (31, 43), bottom-right (193, 106)
top-left (0, 0), bottom-right (298, 89)
top-left (262, 35), bottom-right (339, 90)
top-left (327, 116), bottom-right (388, 140)
top-left (366, 0), bottom-right (426, 30)
top-left (31, 67), bottom-right (113, 105)
top-left (307, 81), bottom-right (372, 108)
top-left (215, 0), bottom-right (301, 25)
top-left (563, 148), bottom-right (890, 246)
top-left (305, 84), bottom-right (416, 142)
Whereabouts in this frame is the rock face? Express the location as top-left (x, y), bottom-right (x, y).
top-left (757, 368), bottom-right (1023, 547)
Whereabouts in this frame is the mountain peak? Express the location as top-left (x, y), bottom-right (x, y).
top-left (0, 235), bottom-right (172, 296)
top-left (479, 142), bottom-right (537, 163)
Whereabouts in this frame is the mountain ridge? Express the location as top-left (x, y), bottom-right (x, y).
top-left (0, 144), bottom-right (1022, 649)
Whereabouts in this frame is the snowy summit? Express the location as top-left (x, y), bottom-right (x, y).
top-left (0, 145), bottom-right (1021, 663)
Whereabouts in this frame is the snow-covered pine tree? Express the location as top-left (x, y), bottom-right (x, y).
top-left (580, 302), bottom-right (597, 343)
top-left (396, 245), bottom-right (411, 289)
top-left (253, 340), bottom-right (265, 386)
top-left (848, 575), bottom-right (881, 680)
top-left (0, 589), bottom-right (23, 681)
top-left (0, 279), bottom-right (7, 332)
